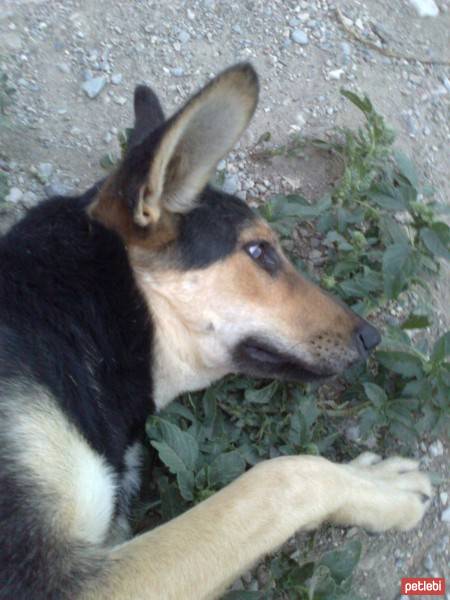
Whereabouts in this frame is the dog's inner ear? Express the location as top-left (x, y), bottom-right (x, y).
top-left (129, 64), bottom-right (258, 227)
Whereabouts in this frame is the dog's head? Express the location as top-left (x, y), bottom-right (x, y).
top-left (90, 64), bottom-right (380, 408)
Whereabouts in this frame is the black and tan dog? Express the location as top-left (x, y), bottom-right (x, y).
top-left (0, 64), bottom-right (432, 599)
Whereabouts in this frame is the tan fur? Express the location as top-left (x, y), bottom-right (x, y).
top-left (131, 221), bottom-right (361, 409)
top-left (81, 452), bottom-right (431, 600)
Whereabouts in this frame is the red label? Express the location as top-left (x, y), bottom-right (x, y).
top-left (401, 578), bottom-right (446, 596)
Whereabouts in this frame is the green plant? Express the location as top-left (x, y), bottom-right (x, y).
top-left (144, 90), bottom-right (449, 597)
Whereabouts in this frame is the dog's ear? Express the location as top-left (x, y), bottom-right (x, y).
top-left (127, 85), bottom-right (165, 151)
top-left (117, 63), bottom-right (258, 227)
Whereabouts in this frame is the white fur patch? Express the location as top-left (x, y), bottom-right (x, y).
top-left (121, 441), bottom-right (143, 507)
top-left (4, 385), bottom-right (117, 545)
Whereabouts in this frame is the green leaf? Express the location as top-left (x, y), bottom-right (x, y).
top-left (394, 151), bottom-right (419, 188)
top-left (363, 382), bottom-right (387, 407)
top-left (341, 89), bottom-right (372, 114)
top-left (420, 227), bottom-right (450, 261)
top-left (382, 243), bottom-right (414, 299)
top-left (177, 470), bottom-right (195, 501)
top-left (431, 332), bottom-right (450, 364)
top-left (151, 441), bottom-right (191, 476)
top-left (208, 451), bottom-right (246, 488)
top-left (319, 540), bottom-right (362, 585)
top-left (401, 314), bottom-right (431, 330)
top-left (150, 418), bottom-right (199, 474)
top-left (245, 381), bottom-right (279, 404)
top-left (376, 351), bottom-right (424, 378)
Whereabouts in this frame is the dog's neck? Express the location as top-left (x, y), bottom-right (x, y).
top-left (132, 264), bottom-right (230, 410)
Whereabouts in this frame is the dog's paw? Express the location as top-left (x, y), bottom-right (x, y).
top-left (332, 452), bottom-right (433, 532)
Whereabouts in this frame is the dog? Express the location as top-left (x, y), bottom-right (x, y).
top-left (0, 64), bottom-right (432, 599)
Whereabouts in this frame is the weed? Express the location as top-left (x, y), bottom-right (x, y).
top-left (142, 91), bottom-right (448, 597)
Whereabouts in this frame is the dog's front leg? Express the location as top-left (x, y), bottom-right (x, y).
top-left (83, 453), bottom-right (431, 600)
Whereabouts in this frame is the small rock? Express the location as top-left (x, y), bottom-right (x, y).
top-left (5, 187), bottom-right (23, 204)
top-left (440, 492), bottom-right (448, 506)
top-left (171, 67), bottom-right (184, 77)
top-left (45, 181), bottom-right (71, 198)
top-left (289, 17), bottom-right (300, 27)
top-left (83, 69), bottom-right (94, 82)
top-left (440, 75), bottom-right (450, 92)
top-left (187, 8), bottom-right (195, 20)
top-left (329, 68), bottom-right (344, 80)
top-left (114, 96), bottom-right (126, 106)
top-left (222, 174), bottom-right (240, 195)
top-left (22, 191), bottom-right (38, 206)
top-left (57, 62), bottom-right (71, 74)
top-left (81, 76), bottom-right (106, 99)
top-left (423, 553), bottom-right (434, 572)
top-left (441, 507), bottom-right (450, 522)
top-left (217, 160), bottom-right (226, 171)
top-left (236, 190), bottom-right (247, 201)
top-left (104, 132), bottom-right (113, 144)
top-left (178, 30), bottom-right (190, 44)
top-left (111, 73), bottom-right (122, 85)
top-left (291, 29), bottom-right (308, 45)
top-left (408, 0), bottom-right (439, 16)
top-left (37, 162), bottom-right (53, 180)
top-left (429, 440), bottom-right (444, 457)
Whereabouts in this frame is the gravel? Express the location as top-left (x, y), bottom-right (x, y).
top-left (81, 76), bottom-right (106, 99)
top-left (5, 187), bottom-right (23, 203)
top-left (291, 29), bottom-right (309, 45)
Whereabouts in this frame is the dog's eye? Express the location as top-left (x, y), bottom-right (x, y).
top-left (247, 243), bottom-right (264, 260)
top-left (244, 241), bottom-right (280, 275)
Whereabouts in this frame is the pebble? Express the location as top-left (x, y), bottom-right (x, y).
top-left (441, 507), bottom-right (450, 523)
top-left (329, 68), bottom-right (344, 80)
top-left (291, 29), bottom-right (308, 45)
top-left (114, 96), bottom-right (127, 106)
top-left (171, 67), bottom-right (185, 77)
top-left (440, 76), bottom-right (450, 92)
top-left (81, 76), bottom-right (106, 99)
top-left (423, 553), bottom-right (434, 571)
top-left (5, 187), bottom-right (23, 203)
top-left (22, 191), bottom-right (38, 206)
top-left (222, 174), bottom-right (240, 195)
top-left (429, 440), bottom-right (444, 457)
top-left (37, 162), bottom-right (53, 180)
top-left (408, 0), bottom-right (439, 16)
top-left (440, 492), bottom-right (448, 505)
top-left (178, 30), bottom-right (191, 44)
top-left (57, 62), bottom-right (71, 74)
top-left (111, 73), bottom-right (122, 85)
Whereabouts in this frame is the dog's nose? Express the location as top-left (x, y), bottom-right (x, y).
top-left (356, 322), bottom-right (381, 356)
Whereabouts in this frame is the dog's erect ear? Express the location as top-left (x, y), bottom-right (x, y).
top-left (127, 85), bottom-right (165, 151)
top-left (118, 63), bottom-right (259, 227)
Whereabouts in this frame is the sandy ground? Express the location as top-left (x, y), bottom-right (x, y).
top-left (0, 1), bottom-right (449, 598)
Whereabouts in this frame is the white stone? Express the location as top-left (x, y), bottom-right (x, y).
top-left (429, 439), bottom-right (444, 457)
top-left (440, 492), bottom-right (448, 506)
top-left (442, 507), bottom-right (450, 522)
top-left (408, 0), bottom-right (439, 16)
top-left (5, 187), bottom-right (23, 203)
top-left (329, 68), bottom-right (344, 80)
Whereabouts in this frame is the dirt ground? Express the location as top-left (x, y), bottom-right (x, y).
top-left (0, 1), bottom-right (449, 598)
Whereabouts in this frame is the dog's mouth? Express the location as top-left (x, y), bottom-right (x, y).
top-left (233, 337), bottom-right (335, 382)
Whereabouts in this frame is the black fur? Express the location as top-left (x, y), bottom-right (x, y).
top-left (0, 189), bottom-right (154, 598)
top-left (0, 190), bottom-right (153, 472)
top-left (177, 186), bottom-right (256, 269)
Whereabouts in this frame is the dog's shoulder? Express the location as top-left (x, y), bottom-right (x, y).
top-left (0, 190), bottom-right (154, 471)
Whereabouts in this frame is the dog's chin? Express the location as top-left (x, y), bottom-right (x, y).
top-left (232, 337), bottom-right (337, 383)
